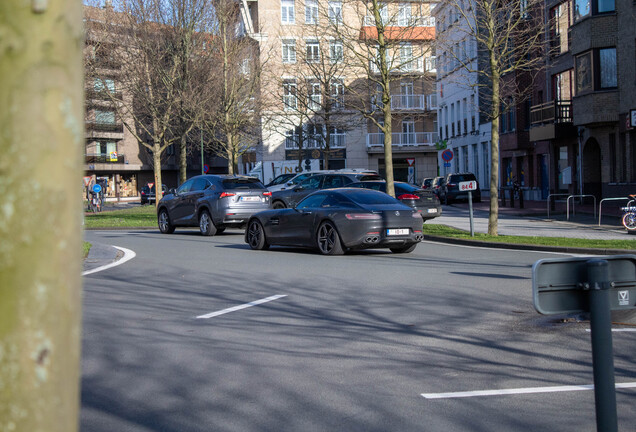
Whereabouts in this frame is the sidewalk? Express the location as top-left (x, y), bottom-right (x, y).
top-left (434, 198), bottom-right (635, 251)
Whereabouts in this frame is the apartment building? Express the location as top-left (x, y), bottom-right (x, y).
top-left (530, 0), bottom-right (636, 200)
top-left (240, 0), bottom-right (439, 185)
top-left (433, 1), bottom-right (491, 192)
top-left (83, 4), bottom-right (226, 199)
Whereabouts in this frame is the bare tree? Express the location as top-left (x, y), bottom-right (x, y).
top-left (202, 0), bottom-right (263, 175)
top-left (1, 1), bottom-right (84, 430)
top-left (437, 0), bottom-right (546, 235)
top-left (86, 0), bottom-right (203, 206)
top-left (332, 0), bottom-right (436, 196)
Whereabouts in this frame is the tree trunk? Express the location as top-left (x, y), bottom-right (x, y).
top-left (488, 70), bottom-right (501, 236)
top-left (0, 1), bottom-right (83, 431)
top-left (153, 147), bottom-right (163, 209)
top-left (180, 134), bottom-right (187, 184)
top-left (383, 93), bottom-right (395, 197)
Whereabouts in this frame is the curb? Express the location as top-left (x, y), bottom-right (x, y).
top-left (423, 235), bottom-right (634, 256)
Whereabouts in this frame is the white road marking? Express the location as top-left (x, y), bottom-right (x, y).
top-left (421, 382), bottom-right (636, 400)
top-left (82, 246), bottom-right (136, 276)
top-left (420, 240), bottom-right (588, 256)
top-left (586, 328), bottom-right (636, 332)
top-left (196, 294), bottom-right (288, 319)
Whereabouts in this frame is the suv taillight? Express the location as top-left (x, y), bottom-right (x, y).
top-left (262, 191), bottom-right (272, 196)
top-left (219, 192), bottom-right (236, 198)
top-left (447, 183), bottom-right (456, 187)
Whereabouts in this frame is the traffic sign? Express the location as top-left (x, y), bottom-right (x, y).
top-left (406, 158), bottom-right (415, 166)
top-left (459, 180), bottom-right (477, 191)
top-left (443, 162), bottom-right (451, 168)
top-left (441, 149), bottom-right (453, 162)
top-left (92, 184), bottom-right (102, 194)
top-left (203, 164), bottom-right (209, 173)
top-left (532, 255), bottom-right (636, 315)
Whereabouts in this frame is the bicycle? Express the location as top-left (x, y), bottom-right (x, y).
top-left (621, 194), bottom-right (636, 234)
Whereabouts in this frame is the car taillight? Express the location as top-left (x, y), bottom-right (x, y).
top-left (397, 194), bottom-right (419, 200)
top-left (262, 191), bottom-right (272, 196)
top-left (345, 213), bottom-right (382, 220)
top-left (447, 183), bottom-right (456, 187)
top-left (219, 192), bottom-right (236, 198)
top-left (141, 192), bottom-right (146, 196)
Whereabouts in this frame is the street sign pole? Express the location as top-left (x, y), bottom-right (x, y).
top-left (587, 259), bottom-right (618, 432)
top-left (468, 191), bottom-right (474, 237)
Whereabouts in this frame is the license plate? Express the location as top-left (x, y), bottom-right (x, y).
top-left (240, 196), bottom-right (261, 202)
top-left (427, 208), bottom-right (437, 213)
top-left (387, 228), bottom-right (409, 236)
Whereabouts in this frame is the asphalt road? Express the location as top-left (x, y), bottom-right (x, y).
top-left (82, 229), bottom-right (636, 432)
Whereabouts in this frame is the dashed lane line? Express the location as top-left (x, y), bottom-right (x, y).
top-left (196, 295), bottom-right (288, 319)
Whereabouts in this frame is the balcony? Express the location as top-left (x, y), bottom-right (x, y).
top-left (363, 16), bottom-right (435, 28)
top-left (360, 16), bottom-right (435, 41)
top-left (366, 132), bottom-right (438, 151)
top-left (85, 153), bottom-right (126, 164)
top-left (529, 100), bottom-right (575, 142)
top-left (86, 121), bottom-right (124, 133)
top-left (285, 135), bottom-right (346, 150)
top-left (370, 57), bottom-right (427, 74)
top-left (390, 94), bottom-right (437, 111)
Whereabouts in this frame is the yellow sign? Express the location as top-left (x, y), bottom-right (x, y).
top-left (109, 151), bottom-right (118, 162)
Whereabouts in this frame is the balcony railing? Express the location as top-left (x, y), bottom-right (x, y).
top-left (363, 16), bottom-right (435, 27)
top-left (370, 57), bottom-right (424, 74)
top-left (530, 100), bottom-right (573, 125)
top-left (86, 121), bottom-right (124, 133)
top-left (366, 132), bottom-right (438, 148)
top-left (390, 94), bottom-right (438, 111)
top-left (285, 135), bottom-right (346, 149)
top-left (85, 153), bottom-right (125, 164)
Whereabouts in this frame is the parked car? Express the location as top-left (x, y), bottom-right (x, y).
top-left (140, 184), bottom-right (167, 205)
top-left (348, 180), bottom-right (442, 221)
top-left (267, 171), bottom-right (322, 192)
top-left (265, 173), bottom-right (296, 188)
top-left (439, 172), bottom-right (481, 204)
top-left (245, 188), bottom-right (424, 255)
top-left (270, 171), bottom-right (383, 208)
top-left (157, 175), bottom-right (271, 236)
top-left (421, 177), bottom-right (434, 190)
top-left (430, 176), bottom-right (445, 198)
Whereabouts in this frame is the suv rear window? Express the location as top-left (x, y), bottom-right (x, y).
top-left (449, 174), bottom-right (476, 183)
top-left (359, 174), bottom-right (383, 181)
top-left (222, 178), bottom-right (265, 189)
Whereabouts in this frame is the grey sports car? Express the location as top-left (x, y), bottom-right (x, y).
top-left (245, 188), bottom-right (424, 255)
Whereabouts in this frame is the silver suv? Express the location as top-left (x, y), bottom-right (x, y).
top-left (157, 175), bottom-right (271, 236)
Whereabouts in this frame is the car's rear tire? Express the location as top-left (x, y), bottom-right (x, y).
top-left (316, 222), bottom-right (344, 255)
top-left (199, 210), bottom-right (217, 236)
top-left (247, 219), bottom-right (269, 250)
top-left (158, 209), bottom-right (175, 234)
top-left (272, 201), bottom-right (286, 209)
top-left (390, 243), bottom-right (417, 254)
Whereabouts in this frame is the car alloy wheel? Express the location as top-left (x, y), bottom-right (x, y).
top-left (158, 209), bottom-right (175, 234)
top-left (199, 210), bottom-right (217, 236)
top-left (247, 219), bottom-right (269, 250)
top-left (316, 222), bottom-right (344, 255)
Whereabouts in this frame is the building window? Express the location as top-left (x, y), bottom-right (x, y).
top-left (305, 0), bottom-right (318, 24)
top-left (598, 48), bottom-right (617, 89)
top-left (285, 128), bottom-right (300, 149)
top-left (552, 69), bottom-right (573, 100)
top-left (328, 1), bottom-right (342, 24)
top-left (398, 3), bottom-right (412, 26)
top-left (281, 0), bottom-right (295, 24)
top-left (308, 81), bottom-right (321, 111)
top-left (574, 0), bottom-right (614, 21)
top-left (550, 1), bottom-right (571, 56)
top-left (575, 51), bottom-right (593, 94)
top-left (330, 79), bottom-right (344, 109)
top-left (283, 80), bottom-right (297, 110)
top-left (329, 127), bottom-right (345, 147)
top-left (399, 43), bottom-right (414, 71)
top-left (282, 39), bottom-right (296, 63)
top-left (94, 77), bottom-right (115, 93)
top-left (306, 40), bottom-right (320, 63)
top-left (330, 40), bottom-right (343, 63)
top-left (95, 110), bottom-right (116, 124)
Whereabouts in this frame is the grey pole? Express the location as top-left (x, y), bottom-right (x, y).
top-left (587, 258), bottom-right (618, 432)
top-left (468, 191), bottom-right (474, 237)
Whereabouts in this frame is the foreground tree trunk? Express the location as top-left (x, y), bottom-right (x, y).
top-left (0, 1), bottom-right (84, 431)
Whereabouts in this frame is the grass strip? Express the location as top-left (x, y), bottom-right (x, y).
top-left (84, 205), bottom-right (157, 229)
top-left (423, 224), bottom-right (635, 251)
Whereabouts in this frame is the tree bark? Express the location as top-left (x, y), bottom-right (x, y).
top-left (0, 1), bottom-right (84, 431)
